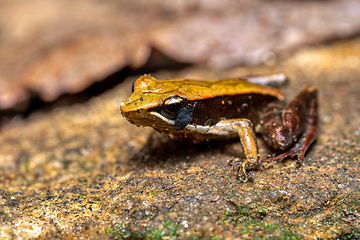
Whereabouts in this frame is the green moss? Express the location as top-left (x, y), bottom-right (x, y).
top-left (149, 228), bottom-right (164, 240)
top-left (161, 219), bottom-right (178, 237)
top-left (105, 220), bottom-right (179, 240)
top-left (345, 232), bottom-right (359, 239)
top-left (105, 224), bottom-right (146, 239)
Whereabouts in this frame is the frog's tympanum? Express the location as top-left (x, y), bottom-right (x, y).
top-left (120, 74), bottom-right (318, 182)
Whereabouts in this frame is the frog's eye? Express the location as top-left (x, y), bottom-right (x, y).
top-left (163, 96), bottom-right (187, 113)
top-left (161, 96), bottom-right (188, 119)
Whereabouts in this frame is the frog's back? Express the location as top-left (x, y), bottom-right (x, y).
top-left (146, 77), bottom-right (283, 101)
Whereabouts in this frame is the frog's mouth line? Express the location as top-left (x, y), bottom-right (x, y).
top-left (150, 112), bottom-right (211, 133)
top-left (150, 111), bottom-right (175, 125)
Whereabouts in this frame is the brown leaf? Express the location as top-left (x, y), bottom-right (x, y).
top-left (21, 30), bottom-right (149, 101)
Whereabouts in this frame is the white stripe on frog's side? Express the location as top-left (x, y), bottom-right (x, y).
top-left (150, 111), bottom-right (241, 137)
top-left (150, 111), bottom-right (210, 134)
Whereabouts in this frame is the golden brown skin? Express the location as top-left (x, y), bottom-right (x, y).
top-left (120, 75), bottom-right (318, 182)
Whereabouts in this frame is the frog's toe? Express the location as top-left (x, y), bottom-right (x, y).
top-left (295, 156), bottom-right (306, 166)
top-left (230, 158), bottom-right (254, 182)
top-left (232, 158), bottom-right (242, 171)
top-left (235, 170), bottom-right (254, 182)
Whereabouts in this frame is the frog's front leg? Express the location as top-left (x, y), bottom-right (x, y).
top-left (258, 85), bottom-right (318, 163)
top-left (206, 119), bottom-right (260, 182)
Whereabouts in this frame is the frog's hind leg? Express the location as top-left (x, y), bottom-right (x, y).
top-left (259, 85), bottom-right (318, 163)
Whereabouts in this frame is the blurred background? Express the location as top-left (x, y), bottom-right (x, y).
top-left (0, 0), bottom-right (359, 122)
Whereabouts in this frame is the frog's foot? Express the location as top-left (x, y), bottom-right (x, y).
top-left (233, 159), bottom-right (252, 182)
top-left (261, 86), bottom-right (318, 164)
top-left (230, 158), bottom-right (261, 182)
top-left (261, 111), bottom-right (317, 164)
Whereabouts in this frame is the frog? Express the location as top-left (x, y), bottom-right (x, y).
top-left (120, 74), bottom-right (318, 182)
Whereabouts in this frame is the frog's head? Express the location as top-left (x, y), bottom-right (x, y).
top-left (120, 75), bottom-right (195, 133)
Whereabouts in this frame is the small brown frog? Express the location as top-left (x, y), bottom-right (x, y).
top-left (120, 74), bottom-right (317, 182)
